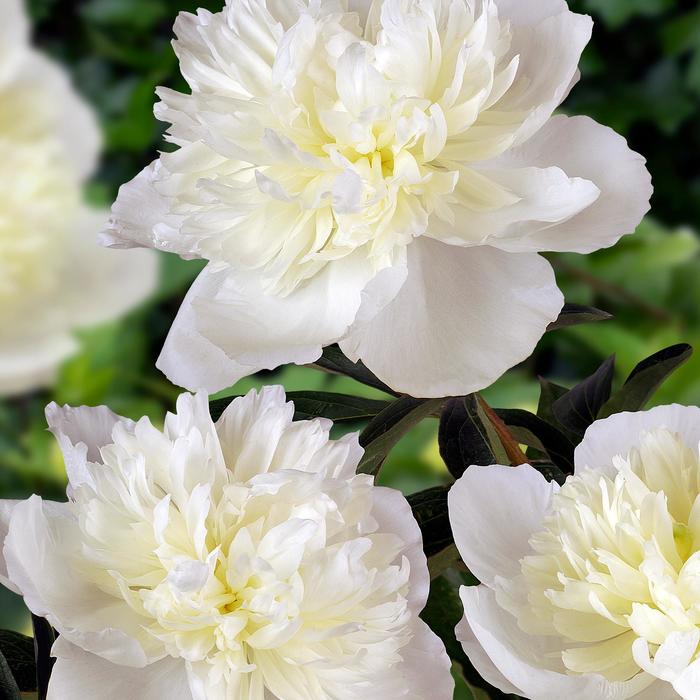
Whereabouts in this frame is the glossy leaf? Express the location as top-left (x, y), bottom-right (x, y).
top-left (546, 303), bottom-right (613, 331)
top-left (0, 648), bottom-right (21, 700)
top-left (407, 486), bottom-right (453, 560)
top-left (209, 391), bottom-right (390, 424)
top-left (536, 378), bottom-right (569, 426)
top-left (0, 632), bottom-right (35, 693)
top-left (31, 618), bottom-right (54, 700)
top-left (552, 355), bottom-right (615, 437)
top-left (495, 409), bottom-right (575, 474)
top-left (358, 397), bottom-right (444, 476)
top-left (439, 397), bottom-right (499, 479)
top-left (599, 343), bottom-right (693, 418)
top-left (311, 345), bottom-right (397, 396)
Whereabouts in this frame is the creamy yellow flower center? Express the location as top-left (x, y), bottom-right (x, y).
top-left (158, 0), bottom-right (524, 294)
top-left (504, 429), bottom-right (700, 682)
top-left (70, 417), bottom-right (413, 686)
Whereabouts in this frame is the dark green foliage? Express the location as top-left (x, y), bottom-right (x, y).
top-left (546, 304), bottom-right (612, 332)
top-left (407, 486), bottom-right (453, 558)
top-left (358, 398), bottom-right (444, 476)
top-left (31, 618), bottom-right (54, 700)
top-left (0, 632), bottom-right (35, 693)
top-left (438, 397), bottom-right (501, 479)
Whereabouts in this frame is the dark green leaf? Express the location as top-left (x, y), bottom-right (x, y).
top-left (210, 391), bottom-right (390, 424)
top-left (0, 649), bottom-right (21, 700)
top-left (285, 392), bottom-right (390, 423)
top-left (546, 303), bottom-right (613, 331)
top-left (311, 345), bottom-right (397, 396)
top-left (31, 618), bottom-right (54, 700)
top-left (494, 409), bottom-right (575, 474)
top-left (536, 378), bottom-right (569, 426)
top-left (0, 632), bottom-right (35, 693)
top-left (552, 356), bottom-right (615, 437)
top-left (438, 396), bottom-right (504, 479)
top-left (407, 486), bottom-right (452, 559)
top-left (599, 344), bottom-right (693, 418)
top-left (358, 397), bottom-right (443, 476)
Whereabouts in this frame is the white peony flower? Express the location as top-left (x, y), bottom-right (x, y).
top-left (448, 404), bottom-right (700, 700)
top-left (105, 0), bottom-right (651, 398)
top-left (0, 0), bottom-right (157, 395)
top-left (0, 387), bottom-right (452, 699)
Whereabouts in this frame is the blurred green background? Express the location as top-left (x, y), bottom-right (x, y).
top-left (1, 0), bottom-right (699, 690)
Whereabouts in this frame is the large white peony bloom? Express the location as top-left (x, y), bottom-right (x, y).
top-left (449, 404), bottom-right (700, 699)
top-left (106, 0), bottom-right (651, 398)
top-left (0, 0), bottom-right (156, 395)
top-left (0, 387), bottom-right (452, 699)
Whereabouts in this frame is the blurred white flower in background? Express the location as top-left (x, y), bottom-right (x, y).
top-left (0, 0), bottom-right (157, 396)
top-left (106, 0), bottom-right (651, 398)
top-left (449, 405), bottom-right (700, 700)
top-left (0, 387), bottom-right (452, 699)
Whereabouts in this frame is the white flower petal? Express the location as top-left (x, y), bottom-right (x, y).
top-left (102, 161), bottom-right (186, 251)
top-left (340, 237), bottom-right (563, 397)
top-left (12, 50), bottom-right (102, 180)
top-left (458, 585), bottom-right (645, 700)
top-left (0, 500), bottom-right (20, 594)
top-left (4, 496), bottom-right (152, 666)
top-left (45, 401), bottom-right (131, 491)
top-left (481, 116), bottom-right (652, 254)
top-left (400, 619), bottom-right (454, 700)
top-left (455, 612), bottom-right (522, 695)
top-left (49, 638), bottom-right (191, 700)
top-left (0, 333), bottom-right (77, 397)
top-left (158, 253), bottom-right (378, 393)
top-left (372, 486), bottom-right (429, 610)
top-left (449, 464), bottom-right (557, 585)
top-left (495, 3), bottom-right (593, 144)
top-left (575, 405), bottom-right (700, 478)
top-left (0, 0), bottom-right (29, 84)
top-left (674, 658), bottom-right (700, 700)
top-left (427, 161), bottom-right (601, 248)
top-left (493, 0), bottom-right (571, 26)
top-left (215, 386), bottom-right (361, 482)
top-left (63, 207), bottom-right (158, 328)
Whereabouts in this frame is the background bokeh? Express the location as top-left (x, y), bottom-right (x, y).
top-left (2, 1), bottom-right (699, 693)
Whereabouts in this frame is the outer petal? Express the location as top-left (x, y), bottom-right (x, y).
top-left (493, 0), bottom-right (571, 26)
top-left (0, 333), bottom-right (77, 397)
top-left (102, 160), bottom-right (186, 252)
top-left (493, 3), bottom-right (593, 144)
top-left (64, 207), bottom-right (158, 328)
top-left (0, 500), bottom-right (20, 594)
top-left (157, 253), bottom-right (383, 393)
top-left (340, 237), bottom-right (563, 398)
top-left (372, 486), bottom-right (430, 611)
top-left (45, 401), bottom-right (132, 492)
top-left (4, 496), bottom-right (155, 666)
top-left (400, 619), bottom-right (454, 700)
top-left (480, 116), bottom-right (652, 254)
top-left (575, 405), bottom-right (700, 478)
top-left (48, 638), bottom-right (191, 700)
top-left (458, 585), bottom-right (652, 700)
top-left (448, 464), bottom-right (557, 586)
top-left (455, 612), bottom-right (521, 695)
